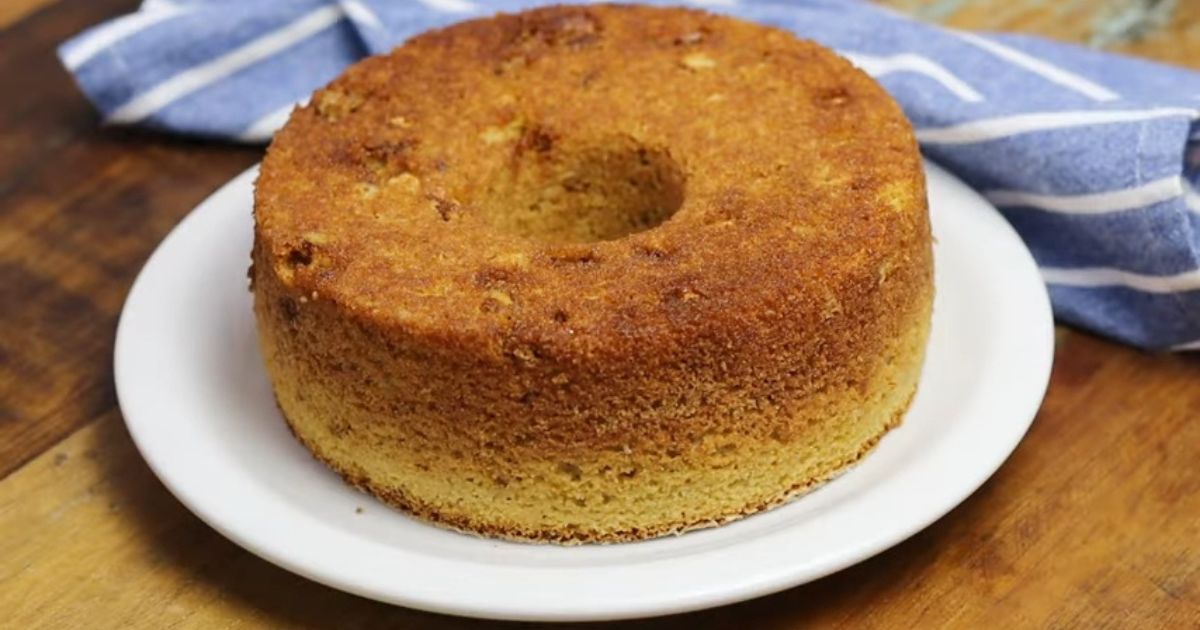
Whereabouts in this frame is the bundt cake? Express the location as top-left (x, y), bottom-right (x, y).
top-left (251, 3), bottom-right (933, 543)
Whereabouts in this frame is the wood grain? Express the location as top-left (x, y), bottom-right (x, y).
top-left (0, 0), bottom-right (61, 30)
top-left (889, 0), bottom-right (1200, 67)
top-left (0, 0), bottom-right (259, 479)
top-left (0, 0), bottom-right (1197, 627)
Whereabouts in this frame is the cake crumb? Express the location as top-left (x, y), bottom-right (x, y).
top-left (480, 119), bottom-right (524, 144)
top-left (681, 52), bottom-right (716, 70)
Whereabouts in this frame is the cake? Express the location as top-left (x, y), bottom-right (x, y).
top-left (251, 4), bottom-right (933, 543)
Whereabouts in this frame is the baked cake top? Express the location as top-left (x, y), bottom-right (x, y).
top-left (254, 4), bottom-right (926, 360)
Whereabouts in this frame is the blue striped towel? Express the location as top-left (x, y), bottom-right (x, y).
top-left (60, 0), bottom-right (1200, 351)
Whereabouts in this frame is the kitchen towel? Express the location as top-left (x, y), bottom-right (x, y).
top-left (59, 0), bottom-right (1200, 351)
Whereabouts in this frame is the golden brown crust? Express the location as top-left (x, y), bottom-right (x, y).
top-left (252, 4), bottom-right (933, 543)
top-left (255, 3), bottom-right (926, 365)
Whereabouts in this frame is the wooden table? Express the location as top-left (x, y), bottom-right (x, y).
top-left (2, 1), bottom-right (1198, 627)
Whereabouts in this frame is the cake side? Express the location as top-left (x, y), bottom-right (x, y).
top-left (252, 223), bottom-right (931, 542)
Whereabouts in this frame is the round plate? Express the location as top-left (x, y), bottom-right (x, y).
top-left (115, 161), bottom-right (1053, 622)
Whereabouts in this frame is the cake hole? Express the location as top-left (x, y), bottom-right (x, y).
top-left (580, 69), bottom-right (601, 87)
top-left (476, 136), bottom-right (685, 245)
top-left (474, 266), bottom-right (514, 288)
top-left (361, 140), bottom-right (415, 181)
top-left (431, 196), bottom-right (459, 221)
top-left (279, 297), bottom-right (300, 323)
top-left (508, 344), bottom-right (541, 365)
top-left (314, 88), bottom-right (364, 121)
top-left (635, 245), bottom-right (670, 261)
top-left (547, 244), bottom-right (599, 265)
top-left (518, 125), bottom-right (556, 154)
top-left (558, 462), bottom-right (583, 481)
top-left (355, 182), bottom-right (379, 199)
top-left (673, 29), bottom-right (707, 46)
top-left (816, 86), bottom-right (852, 107)
top-left (665, 285), bottom-right (705, 303)
top-left (516, 9), bottom-right (602, 48)
top-left (285, 241), bottom-right (315, 267)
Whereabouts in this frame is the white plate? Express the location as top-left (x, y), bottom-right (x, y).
top-left (115, 161), bottom-right (1053, 622)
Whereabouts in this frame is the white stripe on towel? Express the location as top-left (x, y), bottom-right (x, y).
top-left (1041, 266), bottom-right (1200, 293)
top-left (340, 0), bottom-right (384, 30)
top-left (238, 100), bottom-right (304, 143)
top-left (1171, 339), bottom-right (1200, 351)
top-left (840, 51), bottom-right (984, 102)
top-left (955, 32), bottom-right (1119, 102)
top-left (61, 4), bottom-right (187, 70)
top-left (415, 0), bottom-right (479, 13)
top-left (984, 176), bottom-right (1183, 214)
top-left (915, 108), bottom-right (1199, 144)
top-left (106, 5), bottom-right (344, 124)
top-left (1184, 181), bottom-right (1200, 214)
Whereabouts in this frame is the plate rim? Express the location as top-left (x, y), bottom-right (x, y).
top-left (114, 161), bottom-right (1054, 621)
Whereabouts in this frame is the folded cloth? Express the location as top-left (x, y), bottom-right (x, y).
top-left (59, 0), bottom-right (1200, 351)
